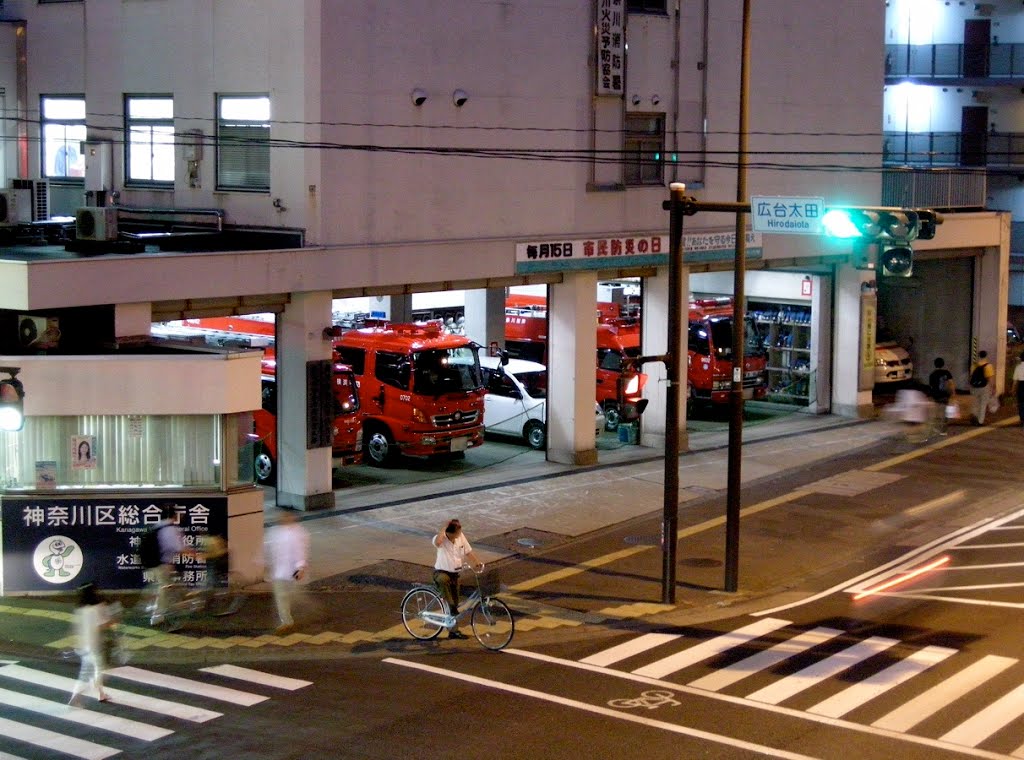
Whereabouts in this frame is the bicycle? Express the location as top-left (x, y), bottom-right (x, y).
top-left (401, 565), bottom-right (515, 651)
top-left (132, 571), bottom-right (246, 632)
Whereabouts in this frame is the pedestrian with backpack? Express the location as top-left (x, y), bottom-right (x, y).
top-left (928, 357), bottom-right (955, 435)
top-left (143, 505), bottom-right (189, 624)
top-left (969, 350), bottom-right (996, 425)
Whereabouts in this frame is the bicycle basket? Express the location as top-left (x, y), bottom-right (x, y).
top-left (478, 568), bottom-right (501, 597)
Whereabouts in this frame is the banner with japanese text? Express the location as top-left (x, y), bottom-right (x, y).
top-left (0, 494), bottom-right (227, 593)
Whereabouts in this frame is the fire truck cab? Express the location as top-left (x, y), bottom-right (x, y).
top-left (334, 322), bottom-right (485, 466)
top-left (687, 298), bottom-right (768, 408)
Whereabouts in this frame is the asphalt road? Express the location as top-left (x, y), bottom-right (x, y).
top-left (4, 415), bottom-right (1024, 759)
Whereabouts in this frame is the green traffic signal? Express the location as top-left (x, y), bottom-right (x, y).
top-left (822, 207), bottom-right (921, 242)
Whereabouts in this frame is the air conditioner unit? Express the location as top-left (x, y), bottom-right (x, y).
top-left (75, 206), bottom-right (119, 242)
top-left (17, 315), bottom-right (60, 350)
top-left (0, 189), bottom-right (34, 224)
top-left (10, 178), bottom-right (50, 221)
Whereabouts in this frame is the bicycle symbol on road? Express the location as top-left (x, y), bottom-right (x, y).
top-left (608, 689), bottom-right (681, 711)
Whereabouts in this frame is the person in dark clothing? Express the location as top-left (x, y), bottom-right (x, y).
top-left (928, 357), bottom-right (955, 435)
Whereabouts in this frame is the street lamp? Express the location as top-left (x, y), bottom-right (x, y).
top-left (0, 366), bottom-right (25, 432)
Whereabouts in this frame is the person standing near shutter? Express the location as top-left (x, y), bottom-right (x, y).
top-left (970, 350), bottom-right (996, 425)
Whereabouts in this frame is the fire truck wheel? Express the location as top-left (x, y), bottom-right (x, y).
top-left (254, 450), bottom-right (276, 486)
top-left (524, 420), bottom-right (547, 450)
top-left (603, 404), bottom-right (621, 432)
top-left (364, 425), bottom-right (398, 467)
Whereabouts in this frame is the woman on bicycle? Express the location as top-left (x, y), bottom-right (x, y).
top-left (432, 518), bottom-right (483, 640)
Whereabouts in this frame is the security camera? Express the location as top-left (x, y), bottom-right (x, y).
top-left (452, 89), bottom-right (468, 107)
top-left (411, 88), bottom-right (428, 106)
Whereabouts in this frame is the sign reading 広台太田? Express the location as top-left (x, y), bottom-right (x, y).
top-left (0, 495), bottom-right (227, 593)
top-left (514, 231), bottom-right (763, 274)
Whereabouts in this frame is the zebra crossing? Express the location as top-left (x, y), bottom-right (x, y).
top-left (573, 616), bottom-right (1024, 755)
top-left (0, 660), bottom-right (311, 759)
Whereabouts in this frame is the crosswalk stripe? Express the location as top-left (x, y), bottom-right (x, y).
top-left (0, 664), bottom-right (221, 723)
top-left (745, 636), bottom-right (900, 705)
top-left (0, 751), bottom-right (31, 760)
top-left (631, 618), bottom-right (791, 679)
top-left (199, 665), bottom-right (311, 691)
top-left (579, 633), bottom-right (679, 667)
top-left (107, 666), bottom-right (267, 706)
top-left (807, 644), bottom-right (956, 719)
top-left (871, 654), bottom-right (1017, 733)
top-left (940, 680), bottom-right (1024, 747)
top-left (0, 715), bottom-right (117, 760)
top-left (687, 626), bottom-right (844, 692)
top-left (0, 686), bottom-right (172, 741)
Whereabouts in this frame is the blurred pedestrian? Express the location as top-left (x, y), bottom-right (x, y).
top-left (888, 388), bottom-right (932, 443)
top-left (146, 504), bottom-right (188, 623)
top-left (928, 357), bottom-right (955, 435)
top-left (68, 583), bottom-right (110, 706)
top-left (1013, 354), bottom-right (1024, 429)
top-left (265, 511), bottom-right (308, 635)
top-left (969, 350), bottom-right (996, 425)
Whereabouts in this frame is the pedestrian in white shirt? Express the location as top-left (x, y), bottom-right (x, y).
top-left (69, 583), bottom-right (110, 705)
top-left (265, 510), bottom-right (309, 635)
top-left (432, 518), bottom-right (483, 640)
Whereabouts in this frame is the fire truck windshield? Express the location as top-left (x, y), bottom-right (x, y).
top-left (412, 347), bottom-right (483, 395)
top-left (706, 316), bottom-right (765, 357)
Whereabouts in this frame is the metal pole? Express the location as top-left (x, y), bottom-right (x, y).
top-left (662, 181), bottom-right (687, 604)
top-left (724, 0), bottom-right (752, 593)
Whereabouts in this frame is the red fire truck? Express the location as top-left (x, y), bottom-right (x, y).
top-left (253, 353), bottom-right (362, 485)
top-left (687, 297), bottom-right (768, 409)
top-left (504, 296), bottom-right (647, 430)
top-left (333, 322), bottom-right (486, 466)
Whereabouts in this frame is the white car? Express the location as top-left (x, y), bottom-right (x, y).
top-left (875, 341), bottom-right (913, 384)
top-left (480, 355), bottom-right (603, 450)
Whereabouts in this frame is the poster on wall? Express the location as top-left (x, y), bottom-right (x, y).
top-left (71, 435), bottom-right (97, 470)
top-left (0, 495), bottom-right (228, 593)
top-left (34, 461), bottom-right (57, 489)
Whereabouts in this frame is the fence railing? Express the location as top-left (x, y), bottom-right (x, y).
top-left (886, 43), bottom-right (1024, 79)
top-left (881, 167), bottom-right (987, 210)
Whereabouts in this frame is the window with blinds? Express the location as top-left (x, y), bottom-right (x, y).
top-left (216, 94), bottom-right (271, 192)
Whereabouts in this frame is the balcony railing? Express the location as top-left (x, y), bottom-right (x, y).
top-left (883, 131), bottom-right (1024, 169)
top-left (886, 43), bottom-right (1024, 79)
top-left (881, 167), bottom-right (987, 211)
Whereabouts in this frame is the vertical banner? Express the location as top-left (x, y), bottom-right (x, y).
top-left (859, 292), bottom-right (877, 391)
top-left (595, 0), bottom-right (625, 96)
top-left (1, 495), bottom-right (227, 593)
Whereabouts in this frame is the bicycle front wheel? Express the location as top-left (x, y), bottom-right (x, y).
top-left (471, 598), bottom-right (514, 651)
top-left (401, 587), bottom-right (447, 641)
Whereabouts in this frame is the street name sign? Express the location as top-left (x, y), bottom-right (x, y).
top-left (750, 196), bottom-right (825, 235)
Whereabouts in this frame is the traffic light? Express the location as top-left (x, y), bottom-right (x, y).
top-left (821, 207), bottom-right (923, 242)
top-left (0, 367), bottom-right (24, 432)
top-left (879, 244), bottom-right (914, 277)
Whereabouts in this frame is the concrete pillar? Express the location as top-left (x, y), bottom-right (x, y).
top-left (276, 291), bottom-right (334, 511)
top-left (831, 264), bottom-right (875, 418)
top-left (385, 294), bottom-right (413, 323)
top-left (547, 271), bottom-right (598, 465)
top-left (463, 287), bottom-right (505, 351)
top-left (114, 303), bottom-right (152, 343)
top-left (639, 267), bottom-right (689, 452)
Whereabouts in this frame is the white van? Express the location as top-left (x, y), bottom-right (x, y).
top-left (479, 355), bottom-right (603, 449)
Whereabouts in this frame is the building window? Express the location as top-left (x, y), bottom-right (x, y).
top-left (627, 0), bottom-right (667, 13)
top-left (41, 96), bottom-right (86, 180)
top-left (125, 96), bottom-right (174, 186)
top-left (624, 113), bottom-right (664, 186)
top-left (216, 94), bottom-right (270, 191)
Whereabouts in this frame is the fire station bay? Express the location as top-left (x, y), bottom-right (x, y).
top-left (0, 201), bottom-right (1009, 595)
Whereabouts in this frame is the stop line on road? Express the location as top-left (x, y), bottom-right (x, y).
top-left (0, 661), bottom-right (311, 759)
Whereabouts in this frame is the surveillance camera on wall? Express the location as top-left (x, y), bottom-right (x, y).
top-left (411, 88), bottom-right (428, 106)
top-left (453, 89), bottom-right (468, 107)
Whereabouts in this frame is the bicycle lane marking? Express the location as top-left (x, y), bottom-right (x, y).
top-left (383, 657), bottom-right (821, 760)
top-left (492, 649), bottom-right (1012, 760)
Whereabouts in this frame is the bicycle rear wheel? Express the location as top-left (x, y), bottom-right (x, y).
top-left (471, 598), bottom-right (514, 651)
top-left (401, 587), bottom-right (447, 641)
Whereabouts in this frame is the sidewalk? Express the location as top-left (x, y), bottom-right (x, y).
top-left (5, 404), bottom-right (1007, 663)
